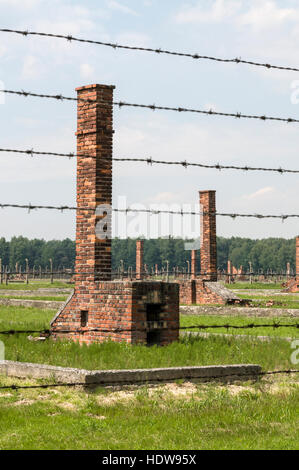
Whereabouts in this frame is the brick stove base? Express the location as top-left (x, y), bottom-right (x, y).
top-left (51, 281), bottom-right (179, 345)
top-left (179, 280), bottom-right (240, 305)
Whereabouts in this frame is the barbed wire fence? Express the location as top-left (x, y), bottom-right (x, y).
top-left (0, 25), bottom-right (298, 390)
top-left (1, 148), bottom-right (299, 175)
top-left (2, 88), bottom-right (299, 124)
top-left (1, 28), bottom-right (299, 74)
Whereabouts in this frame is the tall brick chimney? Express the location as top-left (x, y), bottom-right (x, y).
top-left (51, 83), bottom-right (179, 346)
top-left (200, 190), bottom-right (217, 281)
top-left (136, 240), bottom-right (144, 280)
top-left (191, 250), bottom-right (197, 279)
top-left (75, 84), bottom-right (114, 283)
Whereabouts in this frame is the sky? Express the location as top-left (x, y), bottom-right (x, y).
top-left (0, 0), bottom-right (298, 241)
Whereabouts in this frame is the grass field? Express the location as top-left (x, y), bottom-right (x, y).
top-left (0, 375), bottom-right (298, 450)
top-left (0, 281), bottom-right (73, 291)
top-left (0, 298), bottom-right (298, 450)
top-left (224, 282), bottom-right (282, 290)
top-left (0, 295), bottom-right (67, 301)
top-left (180, 314), bottom-right (299, 338)
top-left (0, 306), bottom-right (297, 372)
top-left (238, 294), bottom-right (299, 309)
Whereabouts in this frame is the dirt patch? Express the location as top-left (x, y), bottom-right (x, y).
top-left (86, 413), bottom-right (106, 420)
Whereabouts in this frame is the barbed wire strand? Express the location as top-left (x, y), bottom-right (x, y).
top-left (0, 369), bottom-right (298, 391)
top-left (1, 28), bottom-right (299, 74)
top-left (1, 148), bottom-right (298, 175)
top-left (2, 89), bottom-right (299, 125)
top-left (0, 203), bottom-right (298, 221)
top-left (0, 322), bottom-right (298, 335)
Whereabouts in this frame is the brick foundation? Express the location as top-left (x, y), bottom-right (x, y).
top-left (51, 83), bottom-right (179, 345)
top-left (51, 281), bottom-right (179, 345)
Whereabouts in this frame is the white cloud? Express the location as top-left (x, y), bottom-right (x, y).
top-left (115, 32), bottom-right (150, 47)
top-left (80, 63), bottom-right (95, 80)
top-left (0, 0), bottom-right (41, 7)
top-left (35, 19), bottom-right (95, 35)
top-left (21, 55), bottom-right (43, 79)
top-left (107, 0), bottom-right (139, 16)
top-left (244, 187), bottom-right (275, 200)
top-left (239, 1), bottom-right (299, 31)
top-left (175, 0), bottom-right (241, 24)
top-left (0, 45), bottom-right (7, 57)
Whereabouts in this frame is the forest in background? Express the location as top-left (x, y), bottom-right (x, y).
top-left (0, 236), bottom-right (296, 273)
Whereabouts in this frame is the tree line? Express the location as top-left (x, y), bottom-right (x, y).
top-left (0, 236), bottom-right (296, 273)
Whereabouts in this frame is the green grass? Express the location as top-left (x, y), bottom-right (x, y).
top-left (0, 295), bottom-right (67, 301)
top-left (0, 377), bottom-right (298, 449)
top-left (181, 315), bottom-right (299, 339)
top-left (225, 283), bottom-right (282, 290)
top-left (0, 281), bottom-right (73, 291)
top-left (0, 304), bottom-right (298, 450)
top-left (0, 306), bottom-right (297, 372)
top-left (0, 306), bottom-right (54, 331)
top-left (238, 294), bottom-right (299, 309)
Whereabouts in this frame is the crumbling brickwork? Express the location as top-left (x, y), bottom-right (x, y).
top-left (51, 83), bottom-right (179, 345)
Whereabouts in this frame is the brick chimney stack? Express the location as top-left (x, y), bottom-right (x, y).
top-left (191, 250), bottom-right (197, 279)
top-left (136, 240), bottom-right (144, 280)
top-left (199, 190), bottom-right (217, 281)
top-left (75, 84), bottom-right (114, 283)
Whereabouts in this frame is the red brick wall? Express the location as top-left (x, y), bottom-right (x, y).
top-left (178, 280), bottom-right (226, 305)
top-left (194, 280), bottom-right (226, 305)
top-left (179, 280), bottom-right (196, 305)
top-left (200, 191), bottom-right (217, 281)
top-left (52, 281), bottom-right (179, 345)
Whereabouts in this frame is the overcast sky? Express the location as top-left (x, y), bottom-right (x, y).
top-left (0, 0), bottom-right (298, 241)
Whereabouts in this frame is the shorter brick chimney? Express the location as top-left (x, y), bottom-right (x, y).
top-left (200, 190), bottom-right (217, 281)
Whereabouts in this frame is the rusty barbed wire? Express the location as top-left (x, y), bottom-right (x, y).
top-left (1, 148), bottom-right (298, 175)
top-left (2, 89), bottom-right (299, 125)
top-left (1, 28), bottom-right (299, 74)
top-left (0, 203), bottom-right (298, 221)
top-left (0, 322), bottom-right (298, 335)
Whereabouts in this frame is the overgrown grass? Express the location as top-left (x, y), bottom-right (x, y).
top-left (238, 294), bottom-right (299, 309)
top-left (0, 306), bottom-right (54, 331)
top-left (181, 315), bottom-right (299, 338)
top-left (0, 377), bottom-right (298, 449)
top-left (0, 306), bottom-right (297, 371)
top-left (0, 295), bottom-right (67, 301)
top-left (0, 281), bottom-right (73, 291)
top-left (225, 283), bottom-right (282, 290)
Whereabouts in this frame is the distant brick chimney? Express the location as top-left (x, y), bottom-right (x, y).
top-left (191, 250), bottom-right (197, 279)
top-left (296, 236), bottom-right (299, 280)
top-left (136, 240), bottom-right (144, 280)
top-left (200, 190), bottom-right (217, 281)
